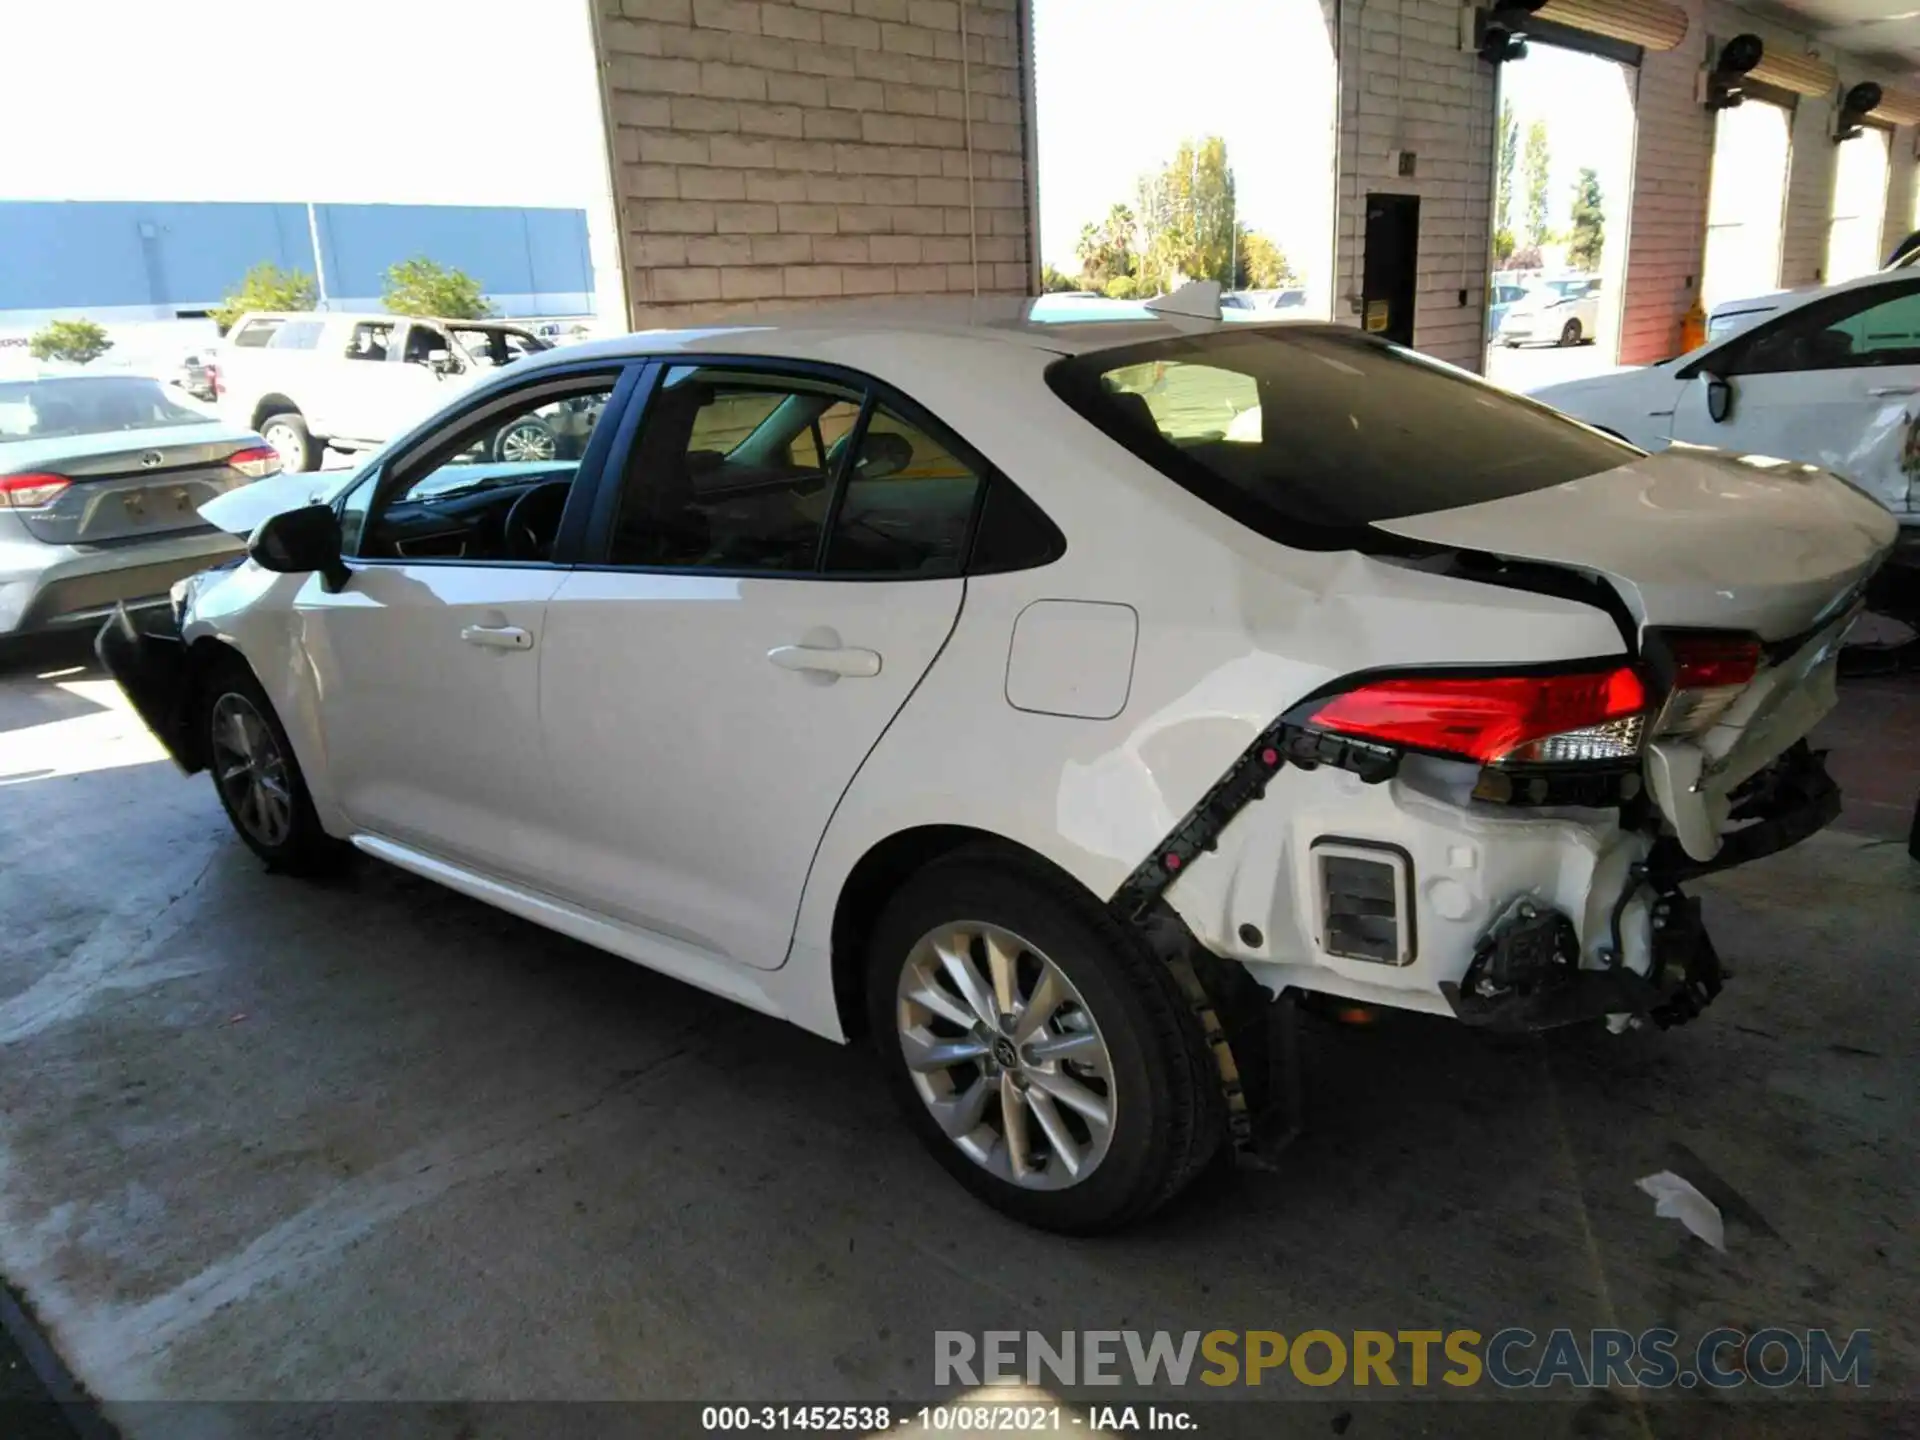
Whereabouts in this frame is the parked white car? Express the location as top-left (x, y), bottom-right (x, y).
top-left (218, 312), bottom-right (554, 472)
top-left (1497, 275), bottom-right (1603, 347)
top-left (102, 290), bottom-right (1892, 1231)
top-left (1532, 268), bottom-right (1920, 576)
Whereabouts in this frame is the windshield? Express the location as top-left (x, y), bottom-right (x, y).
top-left (448, 326), bottom-right (549, 370)
top-left (0, 375), bottom-right (213, 443)
top-left (1046, 328), bottom-right (1638, 547)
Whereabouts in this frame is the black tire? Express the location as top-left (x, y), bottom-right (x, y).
top-left (260, 411), bottom-right (321, 473)
top-left (1559, 318), bottom-right (1583, 347)
top-left (866, 847), bottom-right (1222, 1234)
top-left (201, 656), bottom-right (349, 875)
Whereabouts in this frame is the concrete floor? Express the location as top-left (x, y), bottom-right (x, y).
top-left (0, 634), bottom-right (1915, 1439)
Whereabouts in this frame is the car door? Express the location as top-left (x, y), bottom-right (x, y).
top-left (1671, 277), bottom-right (1920, 518)
top-left (323, 319), bottom-right (399, 439)
top-left (294, 364), bottom-right (634, 879)
top-left (354, 321), bottom-right (466, 442)
top-left (532, 360), bottom-right (985, 971)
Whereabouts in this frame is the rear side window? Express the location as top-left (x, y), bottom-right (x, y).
top-left (1046, 329), bottom-right (1638, 546)
top-left (230, 318), bottom-right (283, 347)
top-left (267, 320), bottom-right (325, 350)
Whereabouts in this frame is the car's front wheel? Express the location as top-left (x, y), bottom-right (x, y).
top-left (867, 849), bottom-right (1220, 1233)
top-left (203, 658), bottom-right (348, 874)
top-left (1559, 318), bottom-right (1584, 346)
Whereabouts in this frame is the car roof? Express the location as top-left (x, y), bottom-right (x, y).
top-left (517, 295), bottom-right (1327, 372)
top-left (230, 311), bottom-right (533, 327)
top-left (1708, 266), bottom-right (1911, 318)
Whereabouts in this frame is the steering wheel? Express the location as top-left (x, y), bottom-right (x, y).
top-left (502, 480), bottom-right (573, 561)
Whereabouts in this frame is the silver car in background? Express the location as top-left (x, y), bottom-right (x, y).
top-left (0, 372), bottom-right (279, 641)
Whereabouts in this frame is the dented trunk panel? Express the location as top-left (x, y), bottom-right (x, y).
top-left (1373, 446), bottom-right (1897, 641)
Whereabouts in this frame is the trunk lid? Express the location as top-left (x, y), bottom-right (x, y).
top-left (1372, 444), bottom-right (1896, 642)
top-left (1375, 445), bottom-right (1893, 860)
top-left (6, 425), bottom-right (258, 545)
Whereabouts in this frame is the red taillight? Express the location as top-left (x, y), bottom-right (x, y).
top-left (226, 445), bottom-right (283, 479)
top-left (0, 472), bottom-right (71, 509)
top-left (1305, 665), bottom-right (1649, 766)
top-left (1670, 634), bottom-right (1760, 689)
top-left (1655, 633), bottom-right (1761, 736)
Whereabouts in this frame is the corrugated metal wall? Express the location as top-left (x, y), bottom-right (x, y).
top-left (0, 201), bottom-right (595, 317)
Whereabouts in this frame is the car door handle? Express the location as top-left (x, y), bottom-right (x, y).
top-left (767, 643), bottom-right (881, 678)
top-left (1868, 384), bottom-right (1919, 397)
top-left (460, 624), bottom-right (533, 651)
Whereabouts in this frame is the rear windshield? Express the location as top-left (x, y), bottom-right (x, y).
top-left (0, 376), bottom-right (212, 443)
top-left (1046, 328), bottom-right (1637, 547)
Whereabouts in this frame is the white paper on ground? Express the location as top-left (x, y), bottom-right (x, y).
top-left (1636, 1170), bottom-right (1727, 1251)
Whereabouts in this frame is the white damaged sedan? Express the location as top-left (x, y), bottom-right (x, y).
top-left (100, 289), bottom-right (1895, 1232)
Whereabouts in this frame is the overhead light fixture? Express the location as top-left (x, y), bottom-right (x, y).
top-left (1836, 81), bottom-right (1885, 141)
top-left (1705, 33), bottom-right (1763, 110)
top-left (1476, 1), bottom-right (1548, 64)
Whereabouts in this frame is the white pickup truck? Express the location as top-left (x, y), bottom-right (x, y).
top-left (217, 311), bottom-right (563, 471)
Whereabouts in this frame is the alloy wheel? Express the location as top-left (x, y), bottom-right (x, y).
top-left (209, 692), bottom-right (294, 848)
top-left (895, 921), bottom-right (1116, 1190)
top-left (498, 421), bottom-right (557, 463)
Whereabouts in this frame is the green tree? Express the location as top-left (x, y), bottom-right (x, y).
top-left (382, 257), bottom-right (492, 319)
top-left (1103, 274), bottom-right (1141, 299)
top-left (1567, 167), bottom-right (1605, 272)
top-left (1493, 228), bottom-right (1517, 267)
top-left (1523, 120), bottom-right (1552, 250)
top-left (212, 262), bottom-right (317, 333)
top-left (1495, 102), bottom-right (1518, 250)
top-left (1236, 230), bottom-right (1298, 289)
top-left (28, 318), bottom-right (112, 365)
top-left (1134, 136), bottom-right (1239, 294)
top-left (1040, 263), bottom-right (1081, 293)
top-left (1074, 203), bottom-right (1137, 289)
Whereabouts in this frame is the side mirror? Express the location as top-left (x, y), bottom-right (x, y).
top-left (1704, 373), bottom-right (1734, 424)
top-left (249, 503), bottom-right (350, 593)
top-left (427, 348), bottom-right (457, 376)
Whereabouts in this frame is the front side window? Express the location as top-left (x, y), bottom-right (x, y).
top-left (449, 326), bottom-right (547, 369)
top-left (608, 367), bottom-right (862, 572)
top-left (353, 376), bottom-right (618, 563)
top-left (1718, 280), bottom-right (1920, 376)
top-left (403, 323), bottom-right (458, 370)
top-left (1047, 329), bottom-right (1637, 544)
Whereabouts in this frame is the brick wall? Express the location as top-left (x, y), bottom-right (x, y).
top-left (598, 0), bottom-right (1030, 327)
top-left (1330, 0), bottom-right (1496, 368)
top-left (1620, 0), bottom-right (1919, 363)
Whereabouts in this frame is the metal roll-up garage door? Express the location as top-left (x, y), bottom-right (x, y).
top-left (1869, 88), bottom-right (1920, 127)
top-left (1535, 0), bottom-right (1688, 52)
top-left (1745, 47), bottom-right (1839, 98)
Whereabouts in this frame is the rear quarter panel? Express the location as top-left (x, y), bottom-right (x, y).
top-left (779, 338), bottom-right (1626, 1024)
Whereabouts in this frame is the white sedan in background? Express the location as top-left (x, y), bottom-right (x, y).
top-left (1531, 267), bottom-right (1920, 579)
top-left (100, 289), bottom-right (1892, 1232)
top-left (1497, 275), bottom-right (1603, 347)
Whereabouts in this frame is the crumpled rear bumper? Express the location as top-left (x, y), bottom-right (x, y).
top-left (1440, 743), bottom-right (1839, 1032)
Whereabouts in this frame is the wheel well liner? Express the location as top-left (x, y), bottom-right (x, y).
top-left (252, 395), bottom-right (300, 430)
top-left (827, 825), bottom-right (1094, 1040)
top-left (174, 636), bottom-right (247, 770)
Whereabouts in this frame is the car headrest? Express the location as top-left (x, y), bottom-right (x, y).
top-left (1104, 390), bottom-right (1160, 438)
top-left (856, 430), bottom-right (914, 481)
